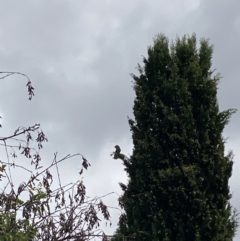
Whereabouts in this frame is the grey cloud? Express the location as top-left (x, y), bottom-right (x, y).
top-left (1, 0), bottom-right (240, 239)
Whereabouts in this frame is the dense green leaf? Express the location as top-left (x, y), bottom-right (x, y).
top-left (112, 34), bottom-right (238, 241)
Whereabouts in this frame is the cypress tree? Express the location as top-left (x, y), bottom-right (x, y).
top-left (113, 34), bottom-right (238, 241)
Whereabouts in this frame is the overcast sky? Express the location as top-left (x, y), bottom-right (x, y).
top-left (0, 0), bottom-right (240, 239)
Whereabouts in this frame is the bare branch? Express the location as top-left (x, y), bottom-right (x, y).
top-left (0, 71), bottom-right (34, 100)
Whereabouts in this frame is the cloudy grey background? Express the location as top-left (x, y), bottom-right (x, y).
top-left (0, 0), bottom-right (240, 239)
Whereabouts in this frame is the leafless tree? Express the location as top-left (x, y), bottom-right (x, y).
top-left (0, 71), bottom-right (111, 241)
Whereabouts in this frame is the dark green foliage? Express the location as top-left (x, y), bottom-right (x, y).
top-left (113, 34), bottom-right (238, 241)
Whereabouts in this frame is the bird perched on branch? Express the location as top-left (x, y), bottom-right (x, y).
top-left (110, 145), bottom-right (131, 168)
top-left (115, 145), bottom-right (121, 155)
top-left (113, 145), bottom-right (126, 160)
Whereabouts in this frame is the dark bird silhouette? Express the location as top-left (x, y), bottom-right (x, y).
top-left (114, 145), bottom-right (121, 155)
top-left (112, 145), bottom-right (131, 167)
